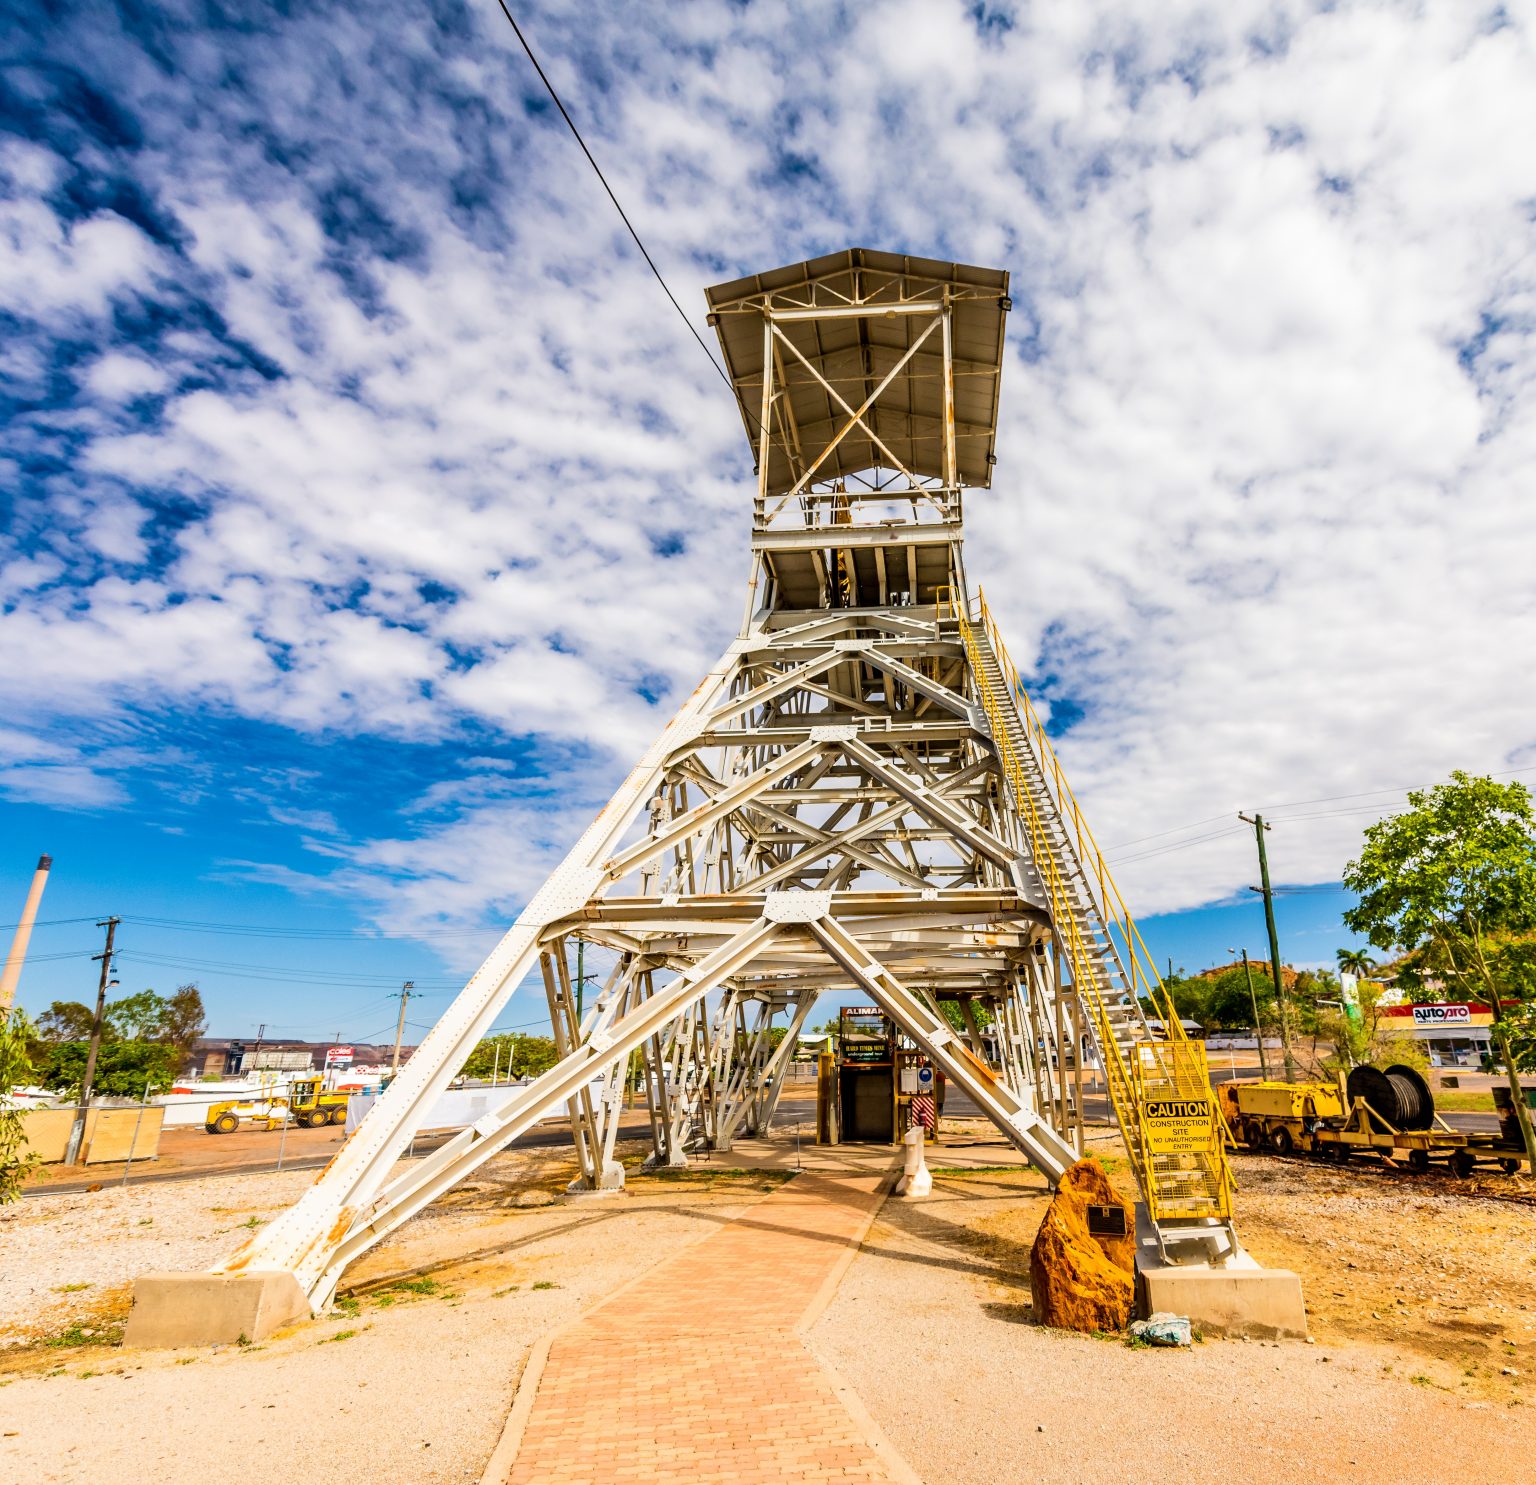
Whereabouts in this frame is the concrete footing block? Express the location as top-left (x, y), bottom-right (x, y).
top-left (564, 1159), bottom-right (626, 1197)
top-left (124, 1270), bottom-right (312, 1349)
top-left (1137, 1262), bottom-right (1307, 1338)
top-left (1133, 1204), bottom-right (1307, 1339)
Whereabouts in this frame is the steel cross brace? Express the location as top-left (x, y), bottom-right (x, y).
top-left (807, 915), bottom-right (1077, 1181)
top-left (306, 916), bottom-right (781, 1304)
top-left (211, 639), bottom-right (748, 1303)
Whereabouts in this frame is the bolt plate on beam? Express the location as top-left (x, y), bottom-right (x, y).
top-left (763, 890), bottom-right (833, 922)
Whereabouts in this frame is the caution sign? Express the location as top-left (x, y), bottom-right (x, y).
top-left (1141, 1097), bottom-right (1215, 1155)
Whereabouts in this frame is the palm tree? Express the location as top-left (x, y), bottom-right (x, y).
top-left (1336, 947), bottom-right (1374, 979)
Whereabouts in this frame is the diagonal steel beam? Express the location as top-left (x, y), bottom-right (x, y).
top-left (808, 915), bottom-right (1076, 1180)
top-left (775, 314), bottom-right (942, 499)
top-left (208, 641), bottom-right (747, 1300)
top-left (315, 916), bottom-right (781, 1302)
top-left (703, 648), bottom-right (846, 729)
top-left (840, 736), bottom-right (1016, 866)
top-left (858, 647), bottom-right (974, 721)
top-left (770, 323), bottom-right (920, 484)
top-left (602, 737), bottom-right (827, 882)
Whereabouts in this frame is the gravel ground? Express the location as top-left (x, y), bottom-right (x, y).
top-left (6, 1116), bottom-right (1530, 1484)
top-left (1, 1165), bottom-right (322, 1344)
top-left (0, 1142), bottom-right (781, 1484)
top-left (1223, 1148), bottom-right (1536, 1376)
top-left (809, 1151), bottom-right (1533, 1485)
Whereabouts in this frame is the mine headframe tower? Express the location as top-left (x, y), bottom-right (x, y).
top-left (195, 250), bottom-right (1237, 1313)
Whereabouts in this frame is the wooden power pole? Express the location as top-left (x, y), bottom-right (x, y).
top-left (67, 915), bottom-right (119, 1165)
top-left (1240, 813), bottom-right (1296, 1081)
top-left (391, 981), bottom-right (415, 1073)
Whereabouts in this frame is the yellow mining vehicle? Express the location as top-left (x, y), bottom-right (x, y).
top-left (1223, 1066), bottom-right (1526, 1176)
top-left (205, 1076), bottom-right (350, 1134)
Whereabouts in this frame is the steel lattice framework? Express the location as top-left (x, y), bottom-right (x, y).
top-left (212, 250), bottom-right (1236, 1312)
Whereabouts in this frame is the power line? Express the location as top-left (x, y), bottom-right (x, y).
top-left (0, 914), bottom-right (111, 932)
top-left (1103, 764), bottom-right (1536, 861)
top-left (1260, 764), bottom-right (1536, 816)
top-left (9, 947), bottom-right (102, 963)
top-left (118, 951), bottom-right (462, 989)
top-left (121, 914), bottom-right (492, 941)
top-left (481, 1015), bottom-right (559, 1036)
top-left (490, 1), bottom-right (734, 396)
top-left (1102, 812), bottom-right (1237, 852)
top-left (1109, 825), bottom-right (1249, 868)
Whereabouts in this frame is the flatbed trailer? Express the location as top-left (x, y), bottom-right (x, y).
top-left (1223, 1068), bottom-right (1527, 1178)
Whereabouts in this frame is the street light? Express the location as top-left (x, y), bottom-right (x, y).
top-left (1228, 947), bottom-right (1270, 1081)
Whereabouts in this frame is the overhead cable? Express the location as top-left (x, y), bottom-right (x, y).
top-left (490, 1), bottom-right (734, 395)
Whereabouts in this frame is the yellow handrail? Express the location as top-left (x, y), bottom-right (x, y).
top-left (973, 587), bottom-right (1186, 1037)
top-left (941, 590), bottom-right (1146, 1176)
top-left (939, 584), bottom-right (1232, 1222)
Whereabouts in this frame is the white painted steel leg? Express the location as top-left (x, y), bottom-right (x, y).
top-left (310, 916), bottom-right (781, 1304)
top-left (214, 641), bottom-right (745, 1304)
top-left (755, 994), bottom-right (816, 1134)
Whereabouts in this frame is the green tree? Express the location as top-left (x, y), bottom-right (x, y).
top-left (106, 990), bottom-right (168, 1040)
top-left (1152, 969), bottom-right (1204, 1024)
top-left (938, 999), bottom-right (994, 1035)
top-left (36, 1000), bottom-right (94, 1041)
top-left (1, 1009), bottom-right (41, 1202)
top-left (461, 1033), bottom-right (559, 1081)
top-left (1208, 968), bottom-right (1279, 1032)
top-left (35, 1039), bottom-right (180, 1099)
top-left (1342, 771), bottom-right (1536, 1167)
top-left (34, 984), bottom-right (206, 1090)
top-left (159, 985), bottom-right (207, 1060)
top-left (1504, 1000), bottom-right (1536, 1074)
top-left (1336, 948), bottom-right (1374, 979)
top-left (1154, 967), bottom-right (1278, 1033)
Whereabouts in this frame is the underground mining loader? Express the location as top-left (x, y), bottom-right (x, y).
top-left (205, 1077), bottom-right (351, 1134)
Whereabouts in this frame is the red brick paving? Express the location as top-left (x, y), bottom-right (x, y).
top-left (505, 1170), bottom-right (907, 1484)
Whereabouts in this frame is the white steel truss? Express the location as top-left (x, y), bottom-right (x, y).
top-left (205, 249), bottom-right (1234, 1314)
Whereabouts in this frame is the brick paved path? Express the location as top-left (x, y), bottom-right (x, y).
top-left (504, 1170), bottom-right (912, 1484)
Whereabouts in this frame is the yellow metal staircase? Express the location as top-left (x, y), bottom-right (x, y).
top-left (944, 588), bottom-right (1235, 1256)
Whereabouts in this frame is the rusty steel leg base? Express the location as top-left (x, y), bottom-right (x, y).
top-left (124, 1270), bottom-right (311, 1349)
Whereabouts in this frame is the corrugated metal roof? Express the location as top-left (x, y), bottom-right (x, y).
top-left (705, 248), bottom-right (1010, 497)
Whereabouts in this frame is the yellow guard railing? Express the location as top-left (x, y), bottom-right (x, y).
top-left (940, 586), bottom-right (1232, 1224)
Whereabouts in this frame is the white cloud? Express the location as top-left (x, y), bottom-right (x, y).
top-left (2, 0), bottom-right (1534, 940)
top-left (85, 353), bottom-right (170, 401)
top-left (0, 200), bottom-right (161, 318)
top-left (0, 763), bottom-right (128, 808)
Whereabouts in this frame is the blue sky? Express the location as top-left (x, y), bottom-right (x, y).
top-left (3, 2), bottom-right (1534, 1036)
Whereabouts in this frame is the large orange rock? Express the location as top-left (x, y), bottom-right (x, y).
top-left (1029, 1157), bottom-right (1135, 1332)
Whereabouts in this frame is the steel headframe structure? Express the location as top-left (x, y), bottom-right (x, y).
top-left (214, 249), bottom-right (1236, 1311)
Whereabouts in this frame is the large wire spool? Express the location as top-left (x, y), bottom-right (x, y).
top-left (1347, 1063), bottom-right (1434, 1130)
